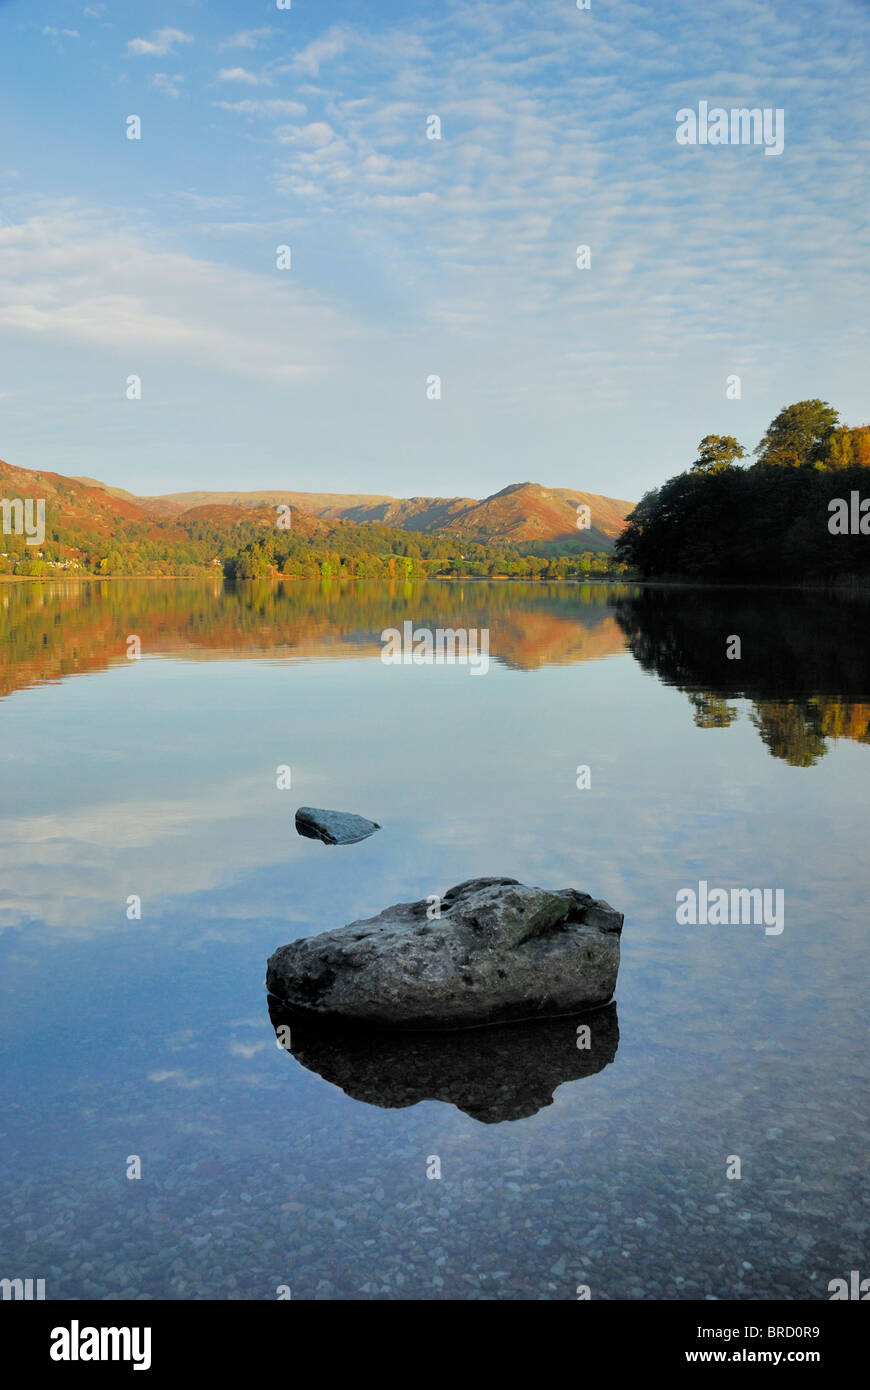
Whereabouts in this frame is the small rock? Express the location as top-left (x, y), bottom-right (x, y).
top-left (295, 807), bottom-right (381, 846)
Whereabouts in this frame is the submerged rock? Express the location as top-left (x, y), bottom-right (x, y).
top-left (266, 876), bottom-right (623, 1030)
top-left (295, 806), bottom-right (381, 845)
top-left (268, 996), bottom-right (619, 1123)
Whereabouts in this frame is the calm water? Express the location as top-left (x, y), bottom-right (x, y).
top-left (1, 579), bottom-right (868, 1300)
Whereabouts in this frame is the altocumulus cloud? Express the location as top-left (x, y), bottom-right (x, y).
top-left (126, 27), bottom-right (194, 58)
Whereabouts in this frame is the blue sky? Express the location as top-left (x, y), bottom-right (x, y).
top-left (0, 0), bottom-right (867, 501)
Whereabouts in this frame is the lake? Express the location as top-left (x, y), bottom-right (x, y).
top-left (0, 578), bottom-right (867, 1300)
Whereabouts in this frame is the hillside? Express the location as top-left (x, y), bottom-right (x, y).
top-left (5, 459), bottom-right (158, 534)
top-left (439, 482), bottom-right (630, 550)
top-left (76, 477), bottom-right (634, 550)
top-left (1, 457), bottom-right (309, 575)
top-left (2, 458), bottom-right (633, 578)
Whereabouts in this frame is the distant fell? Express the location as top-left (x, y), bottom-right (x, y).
top-left (75, 477), bottom-right (633, 550)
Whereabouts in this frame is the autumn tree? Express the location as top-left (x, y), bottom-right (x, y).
top-left (754, 400), bottom-right (839, 469)
top-left (691, 435), bottom-right (747, 473)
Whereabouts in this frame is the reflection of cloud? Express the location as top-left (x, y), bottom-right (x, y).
top-left (147, 1069), bottom-right (208, 1088)
top-left (0, 779), bottom-right (264, 851)
top-left (230, 1041), bottom-right (268, 1058)
top-left (0, 766), bottom-right (328, 936)
top-left (2, 588), bottom-right (869, 971)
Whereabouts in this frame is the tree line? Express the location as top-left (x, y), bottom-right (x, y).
top-left (1, 498), bottom-right (627, 581)
top-left (615, 400), bottom-right (870, 583)
top-left (223, 525), bottom-right (626, 582)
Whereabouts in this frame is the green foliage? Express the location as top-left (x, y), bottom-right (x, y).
top-left (222, 522), bottom-right (626, 583)
top-left (753, 399), bottom-right (840, 469)
top-left (691, 435), bottom-right (747, 474)
top-left (616, 401), bottom-right (870, 583)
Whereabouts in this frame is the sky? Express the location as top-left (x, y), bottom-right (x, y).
top-left (0, 0), bottom-right (867, 503)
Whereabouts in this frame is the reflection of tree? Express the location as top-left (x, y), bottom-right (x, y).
top-left (818, 699), bottom-right (870, 745)
top-left (683, 691), bottom-right (864, 765)
top-left (688, 693), bottom-right (738, 729)
top-left (750, 702), bottom-right (827, 767)
top-left (0, 578), bottom-right (633, 698)
top-left (612, 588), bottom-right (870, 766)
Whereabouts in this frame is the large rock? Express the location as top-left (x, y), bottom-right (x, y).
top-left (266, 877), bottom-right (623, 1030)
top-left (295, 806), bottom-right (381, 845)
top-left (268, 996), bottom-right (619, 1123)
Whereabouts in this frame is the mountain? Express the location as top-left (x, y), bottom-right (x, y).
top-left (2, 458), bottom-right (330, 543)
top-left (4, 459), bottom-right (165, 537)
top-left (75, 477), bottom-right (634, 550)
top-left (1, 457), bottom-right (633, 579)
top-left (0, 456), bottom-right (330, 576)
top-left (439, 482), bottom-right (630, 550)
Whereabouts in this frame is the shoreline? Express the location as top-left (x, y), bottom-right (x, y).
top-left (3, 572), bottom-right (869, 593)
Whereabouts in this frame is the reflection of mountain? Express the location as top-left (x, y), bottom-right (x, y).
top-left (613, 588), bottom-right (870, 766)
top-left (268, 997), bottom-right (619, 1124)
top-left (0, 579), bottom-right (629, 698)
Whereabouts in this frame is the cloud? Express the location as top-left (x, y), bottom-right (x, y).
top-left (126, 28), bottom-right (193, 58)
top-left (275, 121), bottom-right (339, 149)
top-left (150, 74), bottom-right (184, 99)
top-left (220, 28), bottom-right (274, 50)
top-left (0, 208), bottom-right (359, 385)
top-left (213, 99), bottom-right (306, 119)
top-left (5, 0), bottom-right (869, 498)
top-left (217, 67), bottom-right (262, 86)
top-left (290, 29), bottom-right (352, 77)
top-left (264, 1), bottom-right (867, 359)
top-left (42, 26), bottom-right (79, 48)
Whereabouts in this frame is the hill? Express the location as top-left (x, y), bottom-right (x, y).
top-left (2, 459), bottom-right (633, 578)
top-left (438, 482), bottom-right (629, 551)
top-left (75, 477), bottom-right (633, 551)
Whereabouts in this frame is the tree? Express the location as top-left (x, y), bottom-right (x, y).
top-left (691, 435), bottom-right (747, 474)
top-left (823, 424), bottom-right (870, 470)
top-left (754, 400), bottom-right (839, 469)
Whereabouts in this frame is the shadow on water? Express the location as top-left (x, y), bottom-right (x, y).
top-left (267, 997), bottom-right (619, 1124)
top-left (611, 586), bottom-right (870, 766)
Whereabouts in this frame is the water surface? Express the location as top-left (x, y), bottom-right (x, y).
top-left (1, 579), bottom-right (867, 1300)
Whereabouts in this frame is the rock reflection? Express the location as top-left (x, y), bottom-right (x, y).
top-left (268, 997), bottom-right (619, 1124)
